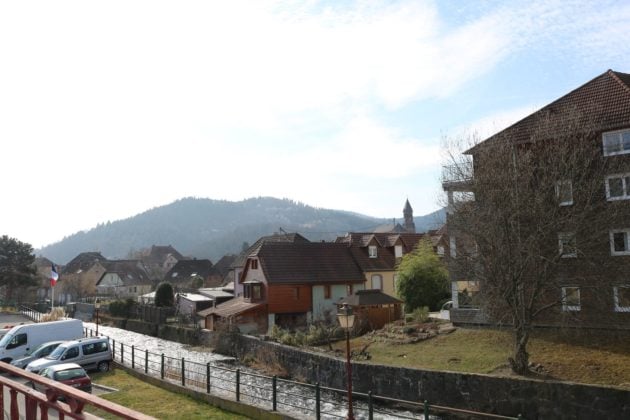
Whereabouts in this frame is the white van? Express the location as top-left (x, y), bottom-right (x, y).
top-left (26, 337), bottom-right (112, 374)
top-left (0, 319), bottom-right (83, 363)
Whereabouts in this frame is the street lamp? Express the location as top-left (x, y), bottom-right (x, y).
top-left (95, 298), bottom-right (100, 336)
top-left (337, 303), bottom-right (355, 420)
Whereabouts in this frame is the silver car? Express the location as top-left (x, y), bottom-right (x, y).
top-left (10, 340), bottom-right (66, 369)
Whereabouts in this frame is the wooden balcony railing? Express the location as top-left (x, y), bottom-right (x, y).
top-left (0, 362), bottom-right (154, 420)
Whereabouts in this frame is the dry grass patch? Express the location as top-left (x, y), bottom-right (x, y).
top-left (329, 327), bottom-right (630, 387)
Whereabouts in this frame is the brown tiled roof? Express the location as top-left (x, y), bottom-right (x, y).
top-left (252, 242), bottom-right (364, 285)
top-left (468, 69), bottom-right (630, 153)
top-left (164, 259), bottom-right (214, 284)
top-left (213, 254), bottom-right (237, 277)
top-left (339, 289), bottom-right (403, 306)
top-left (144, 245), bottom-right (185, 264)
top-left (96, 260), bottom-right (151, 286)
top-left (335, 232), bottom-right (429, 271)
top-left (62, 252), bottom-right (108, 275)
top-left (197, 297), bottom-right (264, 318)
top-left (231, 232), bottom-right (310, 269)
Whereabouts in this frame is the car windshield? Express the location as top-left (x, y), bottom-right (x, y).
top-left (47, 345), bottom-right (67, 360)
top-left (26, 342), bottom-right (48, 356)
top-left (0, 333), bottom-right (13, 348)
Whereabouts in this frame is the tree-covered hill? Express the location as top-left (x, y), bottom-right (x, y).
top-left (37, 197), bottom-right (445, 264)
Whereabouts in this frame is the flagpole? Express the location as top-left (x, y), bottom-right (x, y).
top-left (51, 285), bottom-right (54, 311)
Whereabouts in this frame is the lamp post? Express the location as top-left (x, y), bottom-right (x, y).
top-left (337, 303), bottom-right (355, 420)
top-left (95, 298), bottom-right (100, 336)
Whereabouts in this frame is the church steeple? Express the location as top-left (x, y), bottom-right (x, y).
top-left (403, 199), bottom-right (415, 233)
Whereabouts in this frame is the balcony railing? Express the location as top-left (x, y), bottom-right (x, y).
top-left (0, 362), bottom-right (154, 420)
top-left (441, 162), bottom-right (473, 186)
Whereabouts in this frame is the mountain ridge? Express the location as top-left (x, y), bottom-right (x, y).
top-left (37, 197), bottom-right (445, 265)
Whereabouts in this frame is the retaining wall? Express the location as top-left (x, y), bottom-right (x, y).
top-left (214, 333), bottom-right (630, 420)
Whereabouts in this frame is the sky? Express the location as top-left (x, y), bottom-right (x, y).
top-left (1, 0), bottom-right (630, 249)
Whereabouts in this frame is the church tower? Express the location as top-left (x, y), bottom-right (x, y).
top-left (403, 199), bottom-right (416, 233)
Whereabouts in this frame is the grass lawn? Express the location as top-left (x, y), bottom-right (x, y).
top-left (87, 369), bottom-right (249, 419)
top-left (332, 326), bottom-right (630, 388)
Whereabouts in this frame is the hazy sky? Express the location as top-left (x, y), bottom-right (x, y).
top-left (2, 0), bottom-right (630, 248)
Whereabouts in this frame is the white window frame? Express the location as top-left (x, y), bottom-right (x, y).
top-left (437, 245), bottom-right (445, 256)
top-left (555, 180), bottom-right (573, 206)
top-left (610, 229), bottom-right (630, 256)
top-left (449, 237), bottom-right (457, 258)
top-left (393, 274), bottom-right (399, 292)
top-left (558, 232), bottom-right (577, 258)
top-left (603, 128), bottom-right (630, 157)
top-left (368, 245), bottom-right (378, 258)
top-left (605, 173), bottom-right (630, 201)
top-left (613, 286), bottom-right (630, 312)
top-left (561, 287), bottom-right (581, 312)
top-left (394, 245), bottom-right (403, 258)
top-left (371, 274), bottom-right (383, 290)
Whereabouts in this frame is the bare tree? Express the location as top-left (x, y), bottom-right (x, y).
top-left (443, 109), bottom-right (627, 374)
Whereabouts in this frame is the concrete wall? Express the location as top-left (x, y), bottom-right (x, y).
top-left (214, 333), bottom-right (630, 420)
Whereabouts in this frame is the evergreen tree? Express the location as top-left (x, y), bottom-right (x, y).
top-left (154, 282), bottom-right (174, 307)
top-left (0, 235), bottom-right (37, 303)
top-left (396, 239), bottom-right (449, 312)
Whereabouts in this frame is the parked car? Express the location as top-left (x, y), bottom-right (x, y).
top-left (10, 340), bottom-right (66, 369)
top-left (32, 362), bottom-right (92, 394)
top-left (26, 337), bottom-right (111, 374)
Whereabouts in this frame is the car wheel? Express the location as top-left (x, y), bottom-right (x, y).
top-left (96, 361), bottom-right (109, 372)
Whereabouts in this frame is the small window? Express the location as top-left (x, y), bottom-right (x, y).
top-left (393, 274), bottom-right (399, 291)
top-left (62, 347), bottom-right (80, 360)
top-left (252, 284), bottom-right (262, 300)
top-left (394, 245), bottom-right (403, 258)
top-left (613, 286), bottom-right (630, 312)
top-left (437, 245), bottom-right (445, 256)
top-left (346, 284), bottom-right (353, 296)
top-left (562, 287), bottom-right (581, 311)
top-left (292, 287), bottom-right (300, 300)
top-left (450, 237), bottom-right (457, 258)
top-left (555, 180), bottom-right (573, 206)
top-left (603, 129), bottom-right (630, 156)
top-left (605, 174), bottom-right (630, 201)
top-left (368, 246), bottom-right (378, 258)
top-left (371, 274), bottom-right (383, 290)
top-left (558, 232), bottom-right (577, 258)
top-left (324, 285), bottom-right (331, 299)
top-left (250, 260), bottom-right (259, 269)
top-left (610, 230), bottom-right (630, 256)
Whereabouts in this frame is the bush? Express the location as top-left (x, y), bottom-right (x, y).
top-left (108, 299), bottom-right (135, 318)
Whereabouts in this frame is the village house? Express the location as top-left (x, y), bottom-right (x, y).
top-left (95, 260), bottom-right (152, 299)
top-left (199, 241), bottom-right (365, 334)
top-left (58, 252), bottom-right (109, 303)
top-left (163, 259), bottom-right (217, 291)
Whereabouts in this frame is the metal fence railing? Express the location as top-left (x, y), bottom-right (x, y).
top-left (80, 325), bottom-right (523, 420)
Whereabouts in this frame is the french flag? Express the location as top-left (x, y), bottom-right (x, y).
top-left (50, 263), bottom-right (59, 287)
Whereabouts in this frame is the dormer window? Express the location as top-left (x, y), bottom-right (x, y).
top-left (394, 245), bottom-right (403, 258)
top-left (250, 259), bottom-right (258, 269)
top-left (368, 245), bottom-right (378, 258)
top-left (603, 129), bottom-right (630, 156)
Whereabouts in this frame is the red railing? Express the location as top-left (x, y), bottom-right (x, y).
top-left (0, 362), bottom-right (155, 420)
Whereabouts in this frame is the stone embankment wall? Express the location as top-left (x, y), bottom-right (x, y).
top-left (119, 319), bottom-right (202, 345)
top-left (214, 333), bottom-right (630, 420)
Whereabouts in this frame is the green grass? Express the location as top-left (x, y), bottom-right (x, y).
top-left (87, 369), bottom-right (249, 419)
top-left (333, 327), bottom-right (630, 387)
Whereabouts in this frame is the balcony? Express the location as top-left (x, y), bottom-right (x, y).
top-left (441, 162), bottom-right (473, 191)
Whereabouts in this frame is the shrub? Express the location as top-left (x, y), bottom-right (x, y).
top-left (412, 307), bottom-right (430, 323)
top-left (155, 282), bottom-right (175, 307)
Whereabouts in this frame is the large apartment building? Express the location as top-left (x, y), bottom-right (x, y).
top-left (443, 69), bottom-right (630, 328)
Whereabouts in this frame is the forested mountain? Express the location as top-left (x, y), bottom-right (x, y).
top-left (37, 197), bottom-right (445, 264)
